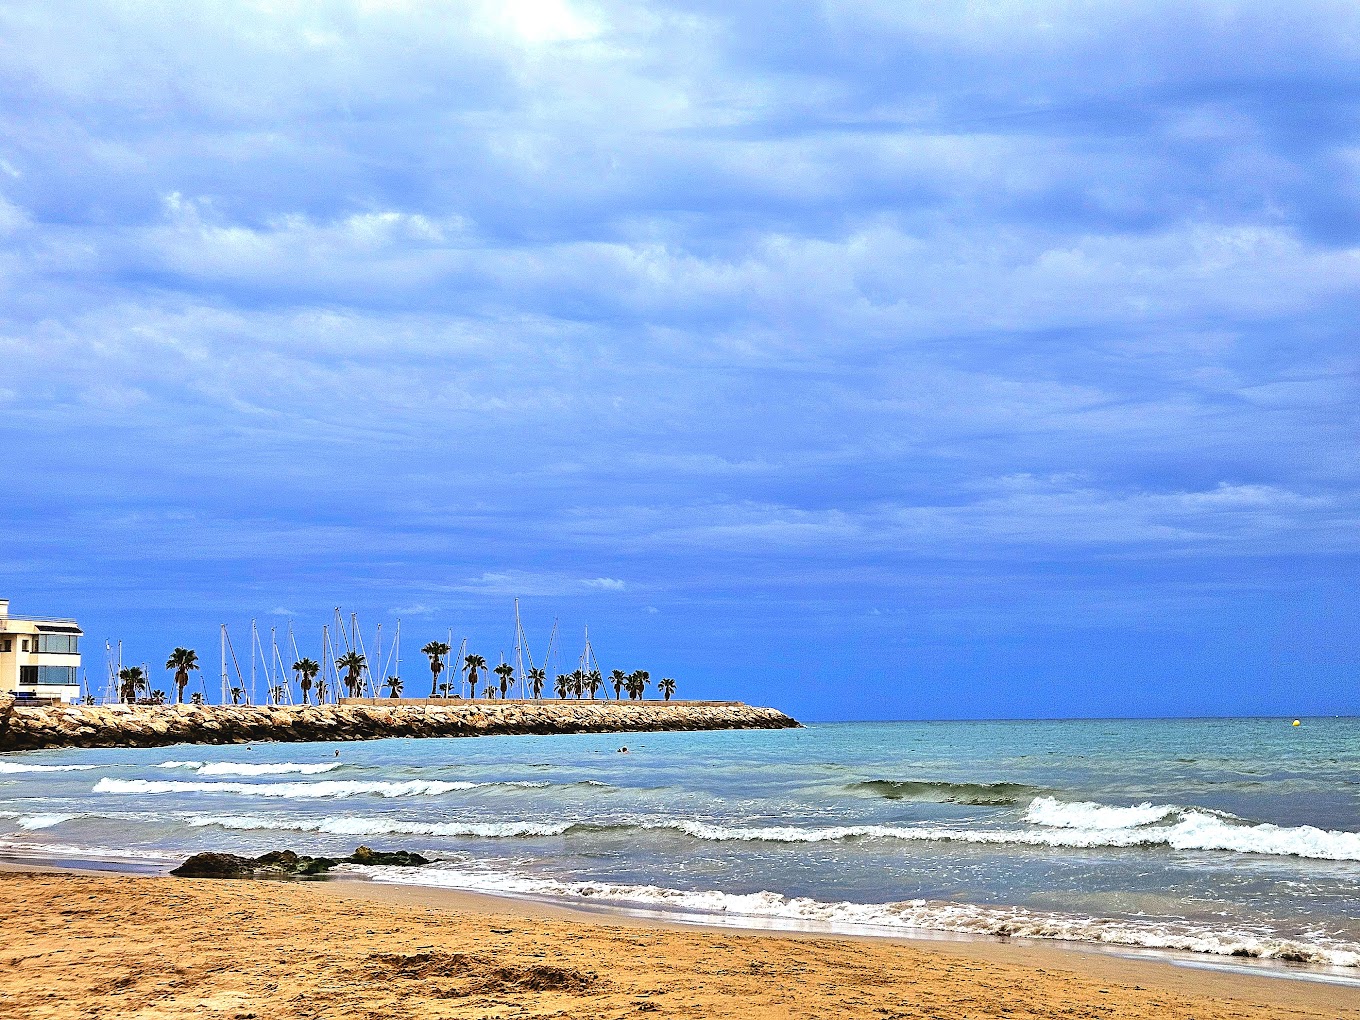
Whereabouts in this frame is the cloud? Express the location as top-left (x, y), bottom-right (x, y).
top-left (582, 577), bottom-right (626, 590)
top-left (390, 604), bottom-right (436, 616)
top-left (2, 0), bottom-right (1359, 713)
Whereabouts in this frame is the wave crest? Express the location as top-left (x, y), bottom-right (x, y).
top-left (95, 778), bottom-right (481, 799)
top-left (196, 762), bottom-right (343, 777)
top-left (188, 814), bottom-right (572, 838)
top-left (851, 780), bottom-right (1038, 806)
top-left (357, 864), bottom-right (1360, 970)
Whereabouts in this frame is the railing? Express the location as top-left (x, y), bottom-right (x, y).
top-left (0, 615), bottom-right (80, 626)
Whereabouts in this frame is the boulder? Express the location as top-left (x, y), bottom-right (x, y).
top-left (348, 845), bottom-right (431, 867)
top-left (172, 846), bottom-right (429, 879)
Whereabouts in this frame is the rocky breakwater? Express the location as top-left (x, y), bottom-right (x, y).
top-left (0, 699), bottom-right (800, 752)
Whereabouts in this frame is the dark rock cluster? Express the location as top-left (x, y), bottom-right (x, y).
top-left (170, 845), bottom-right (431, 879)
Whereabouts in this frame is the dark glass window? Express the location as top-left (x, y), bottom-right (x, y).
top-left (35, 665), bottom-right (78, 686)
top-left (19, 665), bottom-right (37, 684)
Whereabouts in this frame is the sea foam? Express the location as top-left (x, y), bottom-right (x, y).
top-left (94, 778), bottom-right (481, 798)
top-left (195, 762), bottom-right (344, 777)
top-left (93, 777), bottom-right (550, 799)
top-left (355, 863), bottom-right (1360, 970)
top-left (188, 814), bottom-right (573, 838)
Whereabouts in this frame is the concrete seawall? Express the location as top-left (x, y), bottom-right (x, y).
top-left (0, 700), bottom-right (800, 753)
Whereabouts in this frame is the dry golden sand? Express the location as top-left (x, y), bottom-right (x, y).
top-left (2, 869), bottom-right (1358, 1020)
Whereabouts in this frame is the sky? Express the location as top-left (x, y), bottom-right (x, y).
top-left (0, 1), bottom-right (1356, 720)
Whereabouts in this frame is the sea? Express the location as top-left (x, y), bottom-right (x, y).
top-left (4, 717), bottom-right (1360, 980)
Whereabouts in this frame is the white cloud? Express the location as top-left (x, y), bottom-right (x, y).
top-left (390, 604), bottom-right (435, 616)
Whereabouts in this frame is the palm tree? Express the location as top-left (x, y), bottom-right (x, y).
top-left (610, 669), bottom-right (626, 700)
top-left (190, 692), bottom-right (205, 706)
top-left (625, 670), bottom-right (650, 701)
top-left (659, 677), bottom-right (676, 701)
top-left (118, 666), bottom-right (146, 704)
top-left (293, 658), bottom-right (320, 704)
top-left (315, 679), bottom-right (329, 704)
top-left (149, 689), bottom-right (167, 705)
top-left (384, 676), bottom-right (404, 698)
top-left (268, 684), bottom-right (285, 705)
top-left (422, 641), bottom-right (451, 698)
top-left (438, 680), bottom-right (455, 697)
top-left (554, 673), bottom-right (570, 699)
top-left (482, 684), bottom-right (497, 699)
top-left (335, 651), bottom-right (366, 699)
top-left (165, 648), bottom-right (199, 705)
top-left (570, 669), bottom-right (586, 699)
top-left (229, 687), bottom-right (245, 705)
top-left (495, 662), bottom-right (514, 699)
top-left (587, 669), bottom-right (603, 700)
top-left (463, 654), bottom-right (487, 698)
top-left (526, 667), bottom-right (546, 699)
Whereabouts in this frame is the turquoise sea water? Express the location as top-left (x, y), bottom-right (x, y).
top-left (4, 718), bottom-right (1360, 976)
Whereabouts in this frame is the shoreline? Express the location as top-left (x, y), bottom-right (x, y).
top-left (1, 861), bottom-right (1357, 1019)
top-left (4, 852), bottom-right (1359, 995)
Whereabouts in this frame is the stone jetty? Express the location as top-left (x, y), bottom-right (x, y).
top-left (0, 699), bottom-right (799, 753)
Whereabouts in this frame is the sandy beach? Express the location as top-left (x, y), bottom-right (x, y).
top-left (3, 866), bottom-right (1358, 1020)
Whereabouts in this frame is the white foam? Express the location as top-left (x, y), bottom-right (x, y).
top-left (638, 807), bottom-right (1360, 862)
top-left (196, 762), bottom-right (343, 777)
top-left (0, 762), bottom-right (108, 773)
top-left (138, 798), bottom-right (1360, 860)
top-left (188, 814), bottom-right (572, 838)
top-left (0, 838), bottom-right (183, 864)
top-left (94, 778), bottom-right (482, 798)
top-left (17, 814), bottom-right (78, 830)
top-left (357, 864), bottom-right (1360, 970)
top-left (1024, 797), bottom-right (1179, 829)
top-left (155, 761), bottom-right (205, 769)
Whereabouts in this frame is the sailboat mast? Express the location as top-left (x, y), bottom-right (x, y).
top-left (514, 599), bottom-right (523, 698)
top-left (322, 624), bottom-right (331, 702)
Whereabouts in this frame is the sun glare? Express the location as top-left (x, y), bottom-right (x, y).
top-left (491, 0), bottom-right (597, 44)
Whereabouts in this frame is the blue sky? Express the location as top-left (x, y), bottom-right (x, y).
top-left (1, 1), bottom-right (1356, 719)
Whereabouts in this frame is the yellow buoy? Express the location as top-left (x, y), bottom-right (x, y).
top-left (1292, 719), bottom-right (1301, 727)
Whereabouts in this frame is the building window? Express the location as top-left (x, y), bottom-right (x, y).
top-left (19, 665), bottom-right (37, 685)
top-left (20, 639), bottom-right (29, 652)
top-left (36, 634), bottom-right (79, 654)
top-left (34, 666), bottom-right (78, 686)
top-left (0, 639), bottom-right (9, 652)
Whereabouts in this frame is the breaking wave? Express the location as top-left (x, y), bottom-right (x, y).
top-left (355, 864), bottom-right (1360, 970)
top-left (850, 779), bottom-right (1039, 806)
top-left (91, 778), bottom-right (543, 799)
top-left (195, 762), bottom-right (344, 777)
top-left (0, 811), bottom-right (84, 830)
top-left (0, 762), bottom-right (109, 773)
top-left (164, 798), bottom-right (1360, 861)
top-left (652, 805), bottom-right (1360, 861)
top-left (188, 814), bottom-right (573, 838)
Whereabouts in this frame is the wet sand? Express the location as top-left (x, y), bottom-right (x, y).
top-left (3, 866), bottom-right (1359, 1019)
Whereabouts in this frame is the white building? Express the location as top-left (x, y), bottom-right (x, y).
top-left (0, 599), bottom-right (83, 704)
